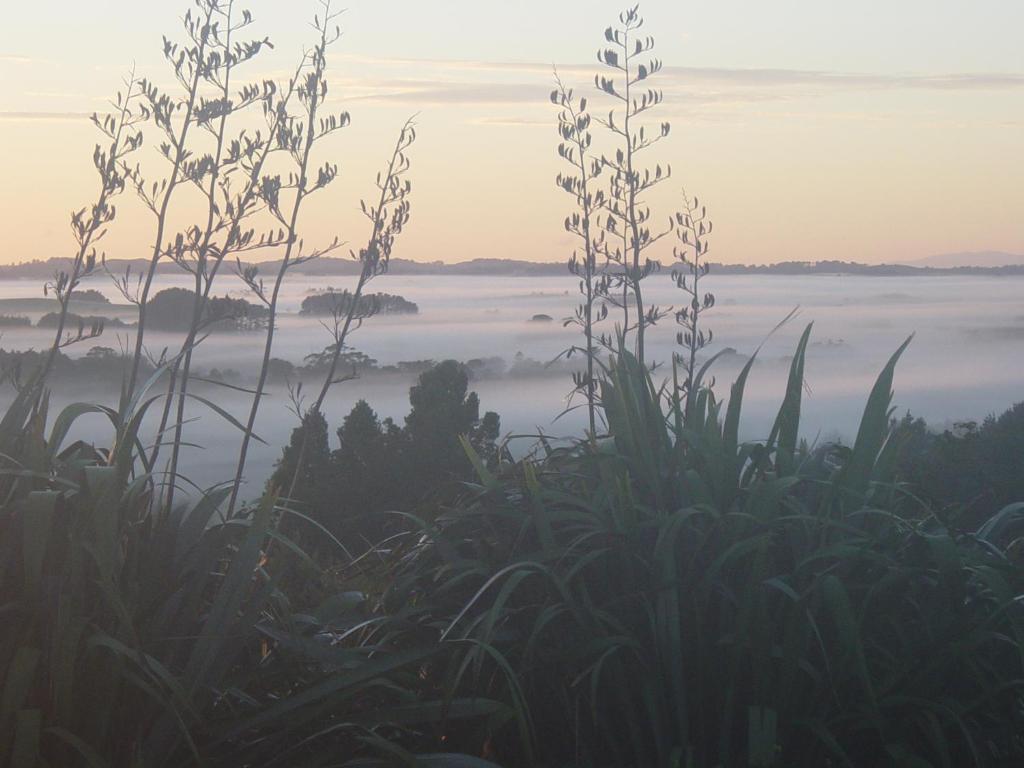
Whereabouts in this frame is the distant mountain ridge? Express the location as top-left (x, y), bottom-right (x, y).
top-left (904, 251), bottom-right (1024, 268)
top-left (2, 256), bottom-right (1024, 280)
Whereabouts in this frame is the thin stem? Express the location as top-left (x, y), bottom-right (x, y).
top-left (284, 118), bottom-right (415, 503)
top-left (39, 73), bottom-right (139, 391)
top-left (125, 4), bottom-right (216, 401)
top-left (163, 2), bottom-right (238, 509)
top-left (227, 15), bottom-right (334, 515)
top-left (313, 123), bottom-right (411, 413)
top-left (553, 74), bottom-right (600, 437)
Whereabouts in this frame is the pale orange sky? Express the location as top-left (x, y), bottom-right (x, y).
top-left (1, 1), bottom-right (1022, 266)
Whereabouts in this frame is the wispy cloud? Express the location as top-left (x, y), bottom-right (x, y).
top-left (469, 116), bottom-right (551, 127)
top-left (10, 56), bottom-right (1020, 125)
top-left (333, 69), bottom-right (795, 109)
top-left (336, 53), bottom-right (1024, 96)
top-left (347, 81), bottom-right (546, 106)
top-left (0, 111), bottom-right (90, 121)
top-left (662, 67), bottom-right (1024, 91)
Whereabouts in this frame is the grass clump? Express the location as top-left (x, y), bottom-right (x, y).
top-left (373, 331), bottom-right (1024, 767)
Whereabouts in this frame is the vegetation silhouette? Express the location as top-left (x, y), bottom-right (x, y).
top-left (0, 2), bottom-right (1022, 768)
top-left (269, 359), bottom-right (501, 554)
top-left (300, 291), bottom-right (419, 316)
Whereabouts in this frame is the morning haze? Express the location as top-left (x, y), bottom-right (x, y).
top-left (2, 2), bottom-right (1024, 767)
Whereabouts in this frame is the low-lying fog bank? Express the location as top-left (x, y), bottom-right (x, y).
top-left (2, 272), bottom-right (1022, 497)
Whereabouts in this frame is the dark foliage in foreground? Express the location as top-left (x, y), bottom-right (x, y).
top-left (3, 326), bottom-right (1024, 767)
top-left (270, 359), bottom-right (500, 550)
top-left (895, 403), bottom-right (1024, 527)
top-left (368, 332), bottom-right (1024, 767)
top-left (0, 375), bottom-right (508, 767)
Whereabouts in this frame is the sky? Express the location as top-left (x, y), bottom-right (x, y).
top-left (1, 0), bottom-right (1022, 266)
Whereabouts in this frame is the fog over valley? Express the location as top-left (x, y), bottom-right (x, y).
top-left (3, 271), bottom-right (1021, 495)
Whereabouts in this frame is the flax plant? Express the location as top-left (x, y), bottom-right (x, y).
top-left (37, 73), bottom-right (147, 390)
top-left (228, 1), bottom-right (349, 514)
top-left (280, 118), bottom-right (416, 504)
top-left (118, 0), bottom-right (222, 399)
top-left (310, 118), bottom-right (415, 414)
top-left (153, 3), bottom-right (285, 507)
top-left (551, 73), bottom-right (607, 437)
top-left (595, 4), bottom-right (672, 366)
top-left (672, 190), bottom-right (715, 411)
top-left (380, 330), bottom-right (1024, 768)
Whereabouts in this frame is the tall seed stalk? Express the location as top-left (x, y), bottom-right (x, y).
top-left (282, 119), bottom-right (416, 502)
top-left (595, 5), bottom-right (672, 366)
top-left (38, 73), bottom-right (146, 390)
top-left (119, 0), bottom-right (221, 400)
top-left (154, 2), bottom-right (282, 506)
top-left (672, 190), bottom-right (714, 410)
top-left (228, 1), bottom-right (349, 514)
top-left (310, 119), bottom-right (415, 414)
top-left (551, 73), bottom-right (607, 437)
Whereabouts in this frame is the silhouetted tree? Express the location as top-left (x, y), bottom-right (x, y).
top-left (144, 287), bottom-right (267, 332)
top-left (267, 361), bottom-right (500, 551)
top-left (270, 411), bottom-right (333, 548)
top-left (337, 400), bottom-right (391, 462)
top-left (403, 360), bottom-right (497, 486)
top-left (476, 411), bottom-right (502, 467)
top-left (300, 291), bottom-right (418, 316)
top-left (69, 289), bottom-right (111, 304)
top-left (332, 400), bottom-right (401, 543)
top-left (270, 409), bottom-right (333, 511)
top-left (229, 1), bottom-right (351, 514)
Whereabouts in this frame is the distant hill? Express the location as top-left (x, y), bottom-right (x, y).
top-left (907, 251), bottom-right (1024, 268)
top-left (0, 257), bottom-right (567, 280)
top-left (2, 256), bottom-right (1024, 280)
top-left (0, 257), bottom-right (570, 280)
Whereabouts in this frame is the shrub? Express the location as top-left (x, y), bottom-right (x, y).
top-left (300, 291), bottom-right (418, 316)
top-left (36, 311), bottom-right (127, 329)
top-left (895, 402), bottom-right (1024, 526)
top-left (69, 288), bottom-right (110, 303)
top-left (144, 288), bottom-right (268, 332)
top-left (270, 360), bottom-right (501, 552)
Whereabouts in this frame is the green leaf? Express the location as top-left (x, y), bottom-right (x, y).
top-left (767, 322), bottom-right (813, 476)
top-left (459, 435), bottom-right (495, 488)
top-left (837, 335), bottom-right (913, 505)
top-left (183, 493), bottom-right (275, 692)
top-left (187, 393), bottom-right (267, 444)
top-left (21, 492), bottom-right (59, 600)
